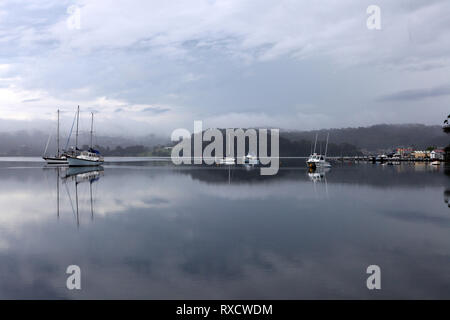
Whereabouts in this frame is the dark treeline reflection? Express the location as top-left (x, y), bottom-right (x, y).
top-left (174, 162), bottom-right (450, 188)
top-left (0, 162), bottom-right (448, 299)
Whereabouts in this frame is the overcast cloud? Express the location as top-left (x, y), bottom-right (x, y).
top-left (377, 85), bottom-right (450, 102)
top-left (0, 0), bottom-right (449, 136)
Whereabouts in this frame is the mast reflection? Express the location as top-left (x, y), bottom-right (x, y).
top-left (58, 167), bottom-right (104, 227)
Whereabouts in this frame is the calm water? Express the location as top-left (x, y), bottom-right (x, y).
top-left (0, 158), bottom-right (449, 299)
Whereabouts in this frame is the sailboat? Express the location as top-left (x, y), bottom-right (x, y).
top-left (67, 107), bottom-right (104, 167)
top-left (43, 109), bottom-right (68, 165)
top-left (306, 133), bottom-right (331, 170)
top-left (217, 131), bottom-right (235, 165)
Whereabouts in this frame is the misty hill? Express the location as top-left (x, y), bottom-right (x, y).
top-left (182, 129), bottom-right (362, 158)
top-left (283, 124), bottom-right (449, 153)
top-left (0, 130), bottom-right (168, 156)
top-left (0, 123), bottom-right (447, 156)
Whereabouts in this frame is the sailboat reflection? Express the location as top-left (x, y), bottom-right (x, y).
top-left (60, 166), bottom-right (104, 227)
top-left (307, 167), bottom-right (330, 183)
top-left (308, 167), bottom-right (330, 198)
top-left (444, 189), bottom-right (450, 208)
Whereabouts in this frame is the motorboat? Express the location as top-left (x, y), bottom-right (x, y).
top-left (306, 133), bottom-right (331, 170)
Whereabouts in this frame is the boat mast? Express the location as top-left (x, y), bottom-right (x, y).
top-left (324, 132), bottom-right (329, 158)
top-left (313, 133), bottom-right (318, 154)
top-left (227, 132), bottom-right (230, 157)
top-left (90, 112), bottom-right (94, 149)
top-left (57, 109), bottom-right (60, 157)
top-left (57, 168), bottom-right (60, 219)
top-left (90, 180), bottom-right (94, 221)
top-left (75, 105), bottom-right (80, 150)
top-left (43, 132), bottom-right (51, 157)
top-left (75, 180), bottom-right (79, 228)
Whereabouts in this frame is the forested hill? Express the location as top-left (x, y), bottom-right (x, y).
top-left (283, 124), bottom-right (449, 152)
top-left (0, 123), bottom-right (447, 156)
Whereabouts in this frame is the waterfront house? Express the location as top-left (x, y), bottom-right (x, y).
top-left (430, 149), bottom-right (445, 160)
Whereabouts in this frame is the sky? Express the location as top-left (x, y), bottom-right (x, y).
top-left (0, 0), bottom-right (449, 137)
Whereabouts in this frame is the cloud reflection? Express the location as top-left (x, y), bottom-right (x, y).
top-left (0, 164), bottom-right (448, 299)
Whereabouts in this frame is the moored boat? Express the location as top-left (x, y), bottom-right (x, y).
top-left (217, 132), bottom-right (236, 166)
top-left (43, 109), bottom-right (68, 165)
top-left (306, 153), bottom-right (331, 169)
top-left (243, 154), bottom-right (259, 166)
top-left (306, 133), bottom-right (331, 170)
top-left (67, 107), bottom-right (104, 167)
top-left (217, 156), bottom-right (235, 165)
top-left (67, 150), bottom-right (104, 167)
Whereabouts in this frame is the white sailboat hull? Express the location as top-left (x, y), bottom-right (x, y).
top-left (43, 157), bottom-right (68, 165)
top-left (218, 157), bottom-right (235, 165)
top-left (67, 156), bottom-right (104, 167)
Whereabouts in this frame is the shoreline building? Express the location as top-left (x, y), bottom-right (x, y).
top-left (412, 150), bottom-right (430, 159)
top-left (430, 149), bottom-right (445, 160)
top-left (395, 147), bottom-right (414, 158)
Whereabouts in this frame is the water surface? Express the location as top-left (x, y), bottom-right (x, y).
top-left (0, 159), bottom-right (448, 299)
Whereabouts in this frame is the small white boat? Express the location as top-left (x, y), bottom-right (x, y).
top-left (243, 154), bottom-right (259, 166)
top-left (306, 153), bottom-right (331, 169)
top-left (217, 157), bottom-right (235, 165)
top-left (306, 133), bottom-right (331, 170)
top-left (431, 161), bottom-right (440, 166)
top-left (217, 132), bottom-right (236, 166)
